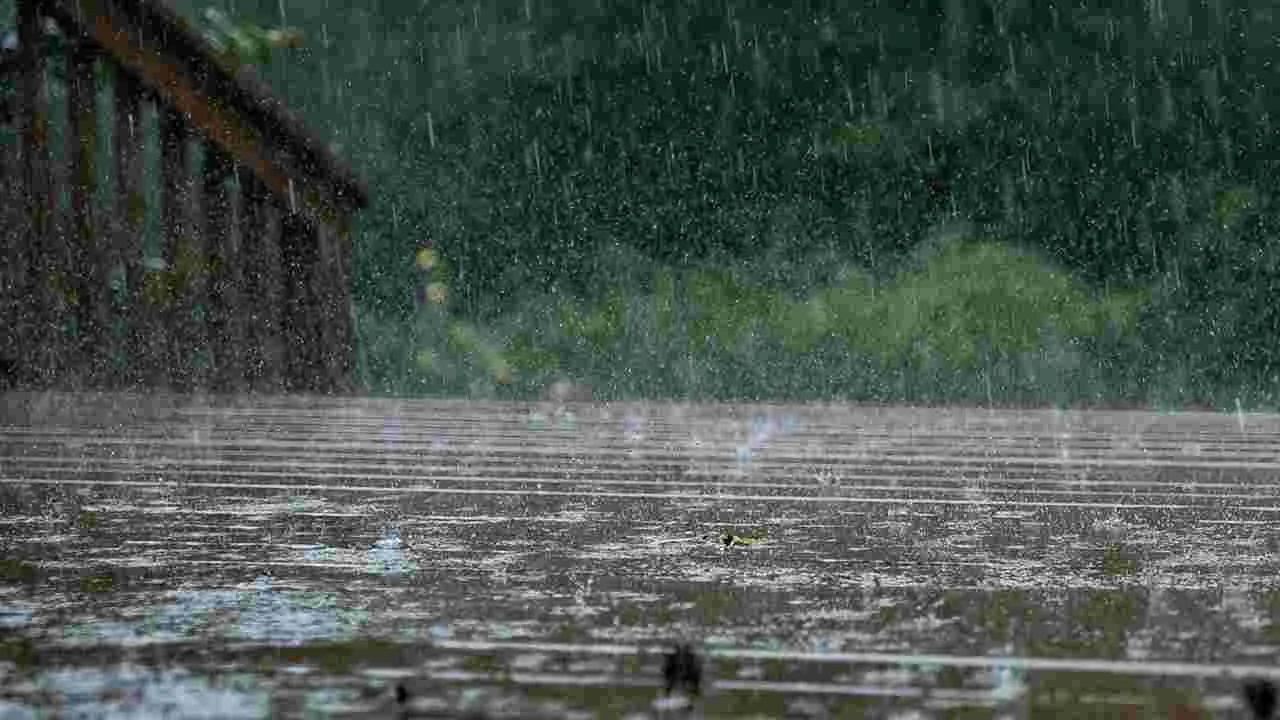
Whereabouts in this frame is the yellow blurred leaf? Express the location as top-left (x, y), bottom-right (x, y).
top-left (416, 247), bottom-right (436, 271)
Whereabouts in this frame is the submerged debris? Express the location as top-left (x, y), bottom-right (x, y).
top-left (662, 644), bottom-right (703, 698)
top-left (1243, 678), bottom-right (1277, 719)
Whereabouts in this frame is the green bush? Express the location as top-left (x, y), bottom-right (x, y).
top-left (354, 233), bottom-right (1152, 405)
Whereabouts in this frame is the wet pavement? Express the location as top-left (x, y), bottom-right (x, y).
top-left (2, 391), bottom-right (1280, 718)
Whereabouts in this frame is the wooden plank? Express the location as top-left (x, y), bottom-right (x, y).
top-left (19, 0), bottom-right (55, 387)
top-left (112, 67), bottom-right (146, 389)
top-left (238, 168), bottom-right (285, 394)
top-left (235, 167), bottom-right (264, 388)
top-left (333, 220), bottom-right (355, 394)
top-left (259, 196), bottom-right (286, 394)
top-left (202, 143), bottom-right (244, 393)
top-left (0, 78), bottom-right (25, 378)
top-left (314, 220), bottom-right (354, 393)
top-left (312, 222), bottom-right (337, 393)
top-left (66, 39), bottom-right (102, 387)
top-left (156, 103), bottom-right (188, 389)
top-left (279, 214), bottom-right (319, 391)
top-left (44, 0), bottom-right (366, 236)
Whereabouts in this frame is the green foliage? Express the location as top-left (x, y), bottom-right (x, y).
top-left (830, 123), bottom-right (883, 148)
top-left (653, 270), bottom-right (677, 335)
top-left (823, 242), bottom-right (1145, 368)
top-left (305, 0), bottom-right (1277, 405)
top-left (686, 270), bottom-right (779, 353)
top-left (356, 233), bottom-right (1153, 404)
top-left (558, 289), bottom-right (625, 353)
top-left (9, 0), bottom-right (1276, 405)
top-left (198, 8), bottom-right (303, 70)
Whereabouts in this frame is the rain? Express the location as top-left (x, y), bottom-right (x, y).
top-left (2, 0), bottom-right (1280, 717)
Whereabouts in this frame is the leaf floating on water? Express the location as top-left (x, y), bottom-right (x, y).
top-left (720, 530), bottom-right (767, 548)
top-left (77, 510), bottom-right (97, 530)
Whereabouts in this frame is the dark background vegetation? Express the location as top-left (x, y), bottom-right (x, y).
top-left (10, 0), bottom-right (1280, 406)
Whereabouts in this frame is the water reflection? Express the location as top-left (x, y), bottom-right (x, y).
top-left (10, 666), bottom-right (267, 719)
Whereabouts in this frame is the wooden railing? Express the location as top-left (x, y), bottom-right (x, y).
top-left (0, 0), bottom-right (368, 394)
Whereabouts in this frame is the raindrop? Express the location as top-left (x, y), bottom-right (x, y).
top-left (1147, 0), bottom-right (1166, 30)
top-left (1006, 41), bottom-right (1018, 89)
top-left (1200, 66), bottom-right (1222, 125)
top-left (1158, 77), bottom-right (1175, 126)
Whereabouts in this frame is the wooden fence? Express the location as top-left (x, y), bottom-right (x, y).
top-left (0, 0), bottom-right (368, 393)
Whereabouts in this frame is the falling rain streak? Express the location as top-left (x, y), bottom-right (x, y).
top-left (5, 0), bottom-right (1280, 715)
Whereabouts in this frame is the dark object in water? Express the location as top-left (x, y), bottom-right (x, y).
top-left (394, 683), bottom-right (408, 705)
top-left (662, 644), bottom-right (703, 697)
top-left (1243, 677), bottom-right (1277, 719)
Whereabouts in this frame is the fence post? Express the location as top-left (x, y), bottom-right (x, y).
top-left (238, 168), bottom-right (285, 393)
top-left (203, 143), bottom-right (244, 392)
top-left (157, 104), bottom-right (189, 389)
top-left (112, 68), bottom-right (146, 389)
top-left (315, 218), bottom-right (354, 394)
top-left (67, 38), bottom-right (102, 387)
top-left (18, 0), bottom-right (53, 387)
top-left (280, 213), bottom-right (318, 391)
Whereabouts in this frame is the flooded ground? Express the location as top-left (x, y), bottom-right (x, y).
top-left (2, 391), bottom-right (1280, 718)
